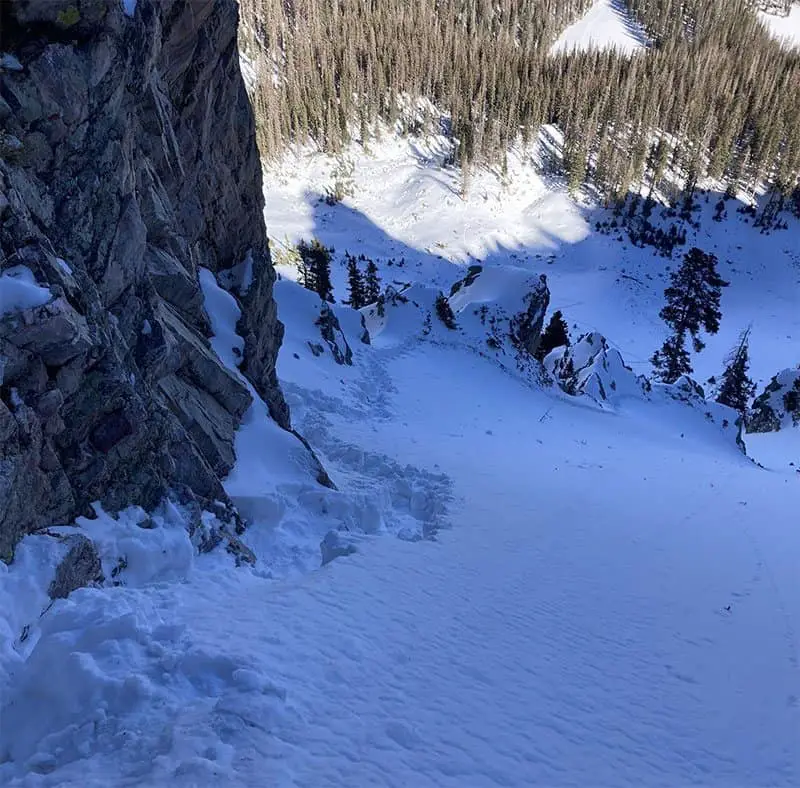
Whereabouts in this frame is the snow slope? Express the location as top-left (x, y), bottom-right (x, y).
top-left (550, 0), bottom-right (648, 55)
top-left (263, 131), bottom-right (800, 390)
top-left (759, 4), bottom-right (800, 48)
top-left (2, 129), bottom-right (800, 785)
top-left (2, 293), bottom-right (799, 785)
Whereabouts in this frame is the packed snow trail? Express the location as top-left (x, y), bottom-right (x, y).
top-left (6, 336), bottom-right (799, 787)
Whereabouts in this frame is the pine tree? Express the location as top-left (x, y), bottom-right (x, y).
top-left (297, 239), bottom-right (335, 302)
top-left (535, 310), bottom-right (570, 362)
top-left (434, 292), bottom-right (457, 329)
top-left (364, 260), bottom-right (381, 305)
top-left (651, 246), bottom-right (728, 382)
top-left (716, 328), bottom-right (756, 413)
top-left (345, 252), bottom-right (366, 308)
top-left (651, 332), bottom-right (692, 383)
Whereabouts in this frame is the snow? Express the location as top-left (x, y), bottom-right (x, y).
top-left (55, 258), bottom-right (73, 276)
top-left (0, 266), bottom-right (52, 317)
top-left (1, 53), bottom-right (23, 72)
top-left (2, 128), bottom-right (800, 785)
top-left (759, 4), bottom-right (800, 49)
top-left (550, 0), bottom-right (648, 56)
top-left (262, 130), bottom-right (800, 391)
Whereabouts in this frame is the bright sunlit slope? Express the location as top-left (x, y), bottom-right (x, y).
top-left (263, 127), bottom-right (800, 390)
top-left (759, 3), bottom-right (800, 49)
top-left (550, 0), bottom-right (648, 55)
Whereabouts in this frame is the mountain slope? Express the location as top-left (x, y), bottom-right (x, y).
top-left (2, 281), bottom-right (798, 785)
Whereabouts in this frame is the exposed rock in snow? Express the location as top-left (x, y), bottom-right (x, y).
top-left (48, 534), bottom-right (103, 600)
top-left (316, 302), bottom-right (354, 365)
top-left (509, 274), bottom-right (550, 358)
top-left (748, 367), bottom-right (800, 432)
top-left (545, 331), bottom-right (649, 403)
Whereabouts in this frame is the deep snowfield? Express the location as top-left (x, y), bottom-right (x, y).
top-left (2, 130), bottom-right (799, 786)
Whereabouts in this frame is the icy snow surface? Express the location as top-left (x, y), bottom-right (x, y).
top-left (1, 129), bottom-right (800, 785)
top-left (550, 0), bottom-right (648, 55)
top-left (759, 4), bottom-right (800, 49)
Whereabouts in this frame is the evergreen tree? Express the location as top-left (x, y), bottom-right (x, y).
top-left (297, 239), bottom-right (335, 302)
top-left (434, 292), bottom-right (457, 329)
top-left (345, 252), bottom-right (366, 308)
top-left (535, 310), bottom-right (570, 362)
top-left (660, 247), bottom-right (728, 351)
top-left (651, 246), bottom-right (728, 382)
top-left (651, 333), bottom-right (693, 383)
top-left (241, 0), bottom-right (800, 203)
top-left (364, 260), bottom-right (381, 305)
top-left (716, 328), bottom-right (756, 413)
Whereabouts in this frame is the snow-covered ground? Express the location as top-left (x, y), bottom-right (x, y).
top-left (550, 0), bottom-right (648, 55)
top-left (263, 130), bottom-right (800, 390)
top-left (759, 3), bottom-right (800, 48)
top-left (2, 129), bottom-right (799, 785)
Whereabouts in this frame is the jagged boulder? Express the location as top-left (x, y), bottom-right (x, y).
top-left (48, 534), bottom-right (103, 600)
top-left (0, 0), bottom-right (293, 559)
top-left (509, 274), bottom-right (550, 358)
top-left (315, 303), bottom-right (353, 365)
top-left (748, 368), bottom-right (800, 432)
top-left (545, 332), bottom-right (649, 402)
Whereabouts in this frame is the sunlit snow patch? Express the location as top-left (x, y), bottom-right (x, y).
top-left (759, 4), bottom-right (800, 49)
top-left (550, 0), bottom-right (648, 55)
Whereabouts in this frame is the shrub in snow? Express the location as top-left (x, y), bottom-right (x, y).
top-left (315, 302), bottom-right (354, 365)
top-left (344, 252), bottom-right (368, 308)
top-left (748, 367), bottom-right (800, 432)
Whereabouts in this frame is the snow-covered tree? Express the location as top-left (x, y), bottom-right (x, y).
top-left (716, 328), bottom-right (756, 413)
top-left (651, 247), bottom-right (728, 382)
top-left (535, 310), bottom-right (570, 361)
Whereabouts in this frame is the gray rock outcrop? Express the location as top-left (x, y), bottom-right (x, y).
top-left (748, 367), bottom-right (800, 432)
top-left (509, 274), bottom-right (550, 358)
top-left (0, 0), bottom-right (294, 559)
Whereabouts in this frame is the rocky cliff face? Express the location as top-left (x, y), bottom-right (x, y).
top-left (0, 0), bottom-right (292, 559)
